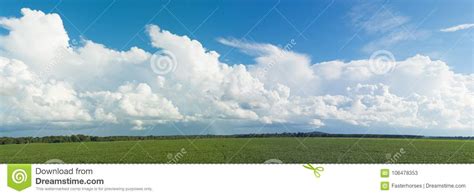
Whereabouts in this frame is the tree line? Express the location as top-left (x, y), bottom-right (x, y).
top-left (0, 132), bottom-right (471, 145)
top-left (0, 135), bottom-right (183, 145)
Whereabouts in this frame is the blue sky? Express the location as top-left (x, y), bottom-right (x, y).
top-left (1, 0), bottom-right (472, 73)
top-left (0, 0), bottom-right (472, 137)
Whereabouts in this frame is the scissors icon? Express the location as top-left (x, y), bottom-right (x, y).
top-left (303, 164), bottom-right (324, 178)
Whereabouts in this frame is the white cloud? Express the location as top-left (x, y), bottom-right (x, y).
top-left (218, 38), bottom-right (317, 95)
top-left (309, 119), bottom-right (324, 128)
top-left (0, 57), bottom-right (92, 124)
top-left (310, 56), bottom-right (473, 129)
top-left (83, 83), bottom-right (183, 120)
top-left (0, 8), bottom-right (472, 135)
top-left (0, 8), bottom-right (70, 72)
top-left (440, 23), bottom-right (474, 32)
top-left (131, 120), bottom-right (145, 131)
top-left (146, 25), bottom-right (293, 123)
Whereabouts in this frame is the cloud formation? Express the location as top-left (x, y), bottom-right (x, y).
top-left (348, 3), bottom-right (428, 53)
top-left (0, 8), bottom-right (472, 135)
top-left (440, 23), bottom-right (474, 32)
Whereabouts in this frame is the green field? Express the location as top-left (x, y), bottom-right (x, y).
top-left (0, 137), bottom-right (472, 163)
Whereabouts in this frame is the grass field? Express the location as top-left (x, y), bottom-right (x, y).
top-left (0, 137), bottom-right (472, 163)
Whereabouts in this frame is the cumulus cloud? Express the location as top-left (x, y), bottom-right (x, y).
top-left (0, 8), bottom-right (70, 70)
top-left (0, 8), bottom-right (472, 135)
top-left (0, 57), bottom-right (92, 124)
top-left (440, 23), bottom-right (474, 32)
top-left (218, 38), bottom-right (317, 95)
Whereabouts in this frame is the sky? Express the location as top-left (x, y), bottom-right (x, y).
top-left (0, 0), bottom-right (472, 137)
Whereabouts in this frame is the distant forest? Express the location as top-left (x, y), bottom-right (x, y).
top-left (0, 132), bottom-right (471, 145)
